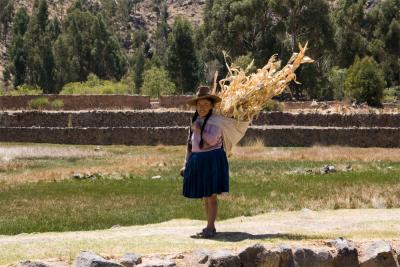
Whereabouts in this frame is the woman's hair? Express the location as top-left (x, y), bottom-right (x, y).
top-left (188, 98), bottom-right (214, 149)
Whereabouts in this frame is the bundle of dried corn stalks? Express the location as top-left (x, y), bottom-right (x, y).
top-left (214, 43), bottom-right (314, 121)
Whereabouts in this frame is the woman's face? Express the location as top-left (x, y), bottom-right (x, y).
top-left (196, 98), bottom-right (213, 118)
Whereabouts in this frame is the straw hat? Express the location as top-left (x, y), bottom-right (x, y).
top-left (186, 86), bottom-right (222, 106)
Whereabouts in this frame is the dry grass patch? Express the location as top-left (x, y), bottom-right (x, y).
top-left (0, 144), bottom-right (106, 160)
top-left (233, 145), bottom-right (400, 161)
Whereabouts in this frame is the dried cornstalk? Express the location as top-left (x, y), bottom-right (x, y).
top-left (215, 43), bottom-right (314, 121)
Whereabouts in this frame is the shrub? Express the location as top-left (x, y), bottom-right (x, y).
top-left (262, 100), bottom-right (284, 112)
top-left (327, 67), bottom-right (347, 100)
top-left (233, 54), bottom-right (257, 74)
top-left (141, 67), bottom-right (177, 98)
top-left (3, 84), bottom-right (43, 96)
top-left (60, 74), bottom-right (131, 95)
top-left (344, 56), bottom-right (386, 107)
top-left (29, 97), bottom-right (49, 110)
top-left (51, 99), bottom-right (64, 110)
top-left (383, 86), bottom-right (400, 103)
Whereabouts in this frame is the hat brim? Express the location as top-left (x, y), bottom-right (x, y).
top-left (186, 95), bottom-right (222, 106)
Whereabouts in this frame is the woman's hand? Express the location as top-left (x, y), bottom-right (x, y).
top-left (180, 167), bottom-right (185, 177)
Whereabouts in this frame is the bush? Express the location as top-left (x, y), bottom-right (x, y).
top-left (233, 54), bottom-right (257, 74)
top-left (60, 74), bottom-right (131, 95)
top-left (29, 97), bottom-right (49, 110)
top-left (51, 99), bottom-right (64, 110)
top-left (327, 67), bottom-right (347, 100)
top-left (2, 84), bottom-right (43, 96)
top-left (141, 67), bottom-right (177, 98)
top-left (262, 100), bottom-right (284, 112)
top-left (383, 86), bottom-right (400, 103)
top-left (344, 56), bottom-right (386, 107)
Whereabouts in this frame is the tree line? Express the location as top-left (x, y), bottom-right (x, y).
top-left (0, 0), bottom-right (399, 105)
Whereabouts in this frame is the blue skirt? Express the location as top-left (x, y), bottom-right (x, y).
top-left (183, 148), bottom-right (229, 199)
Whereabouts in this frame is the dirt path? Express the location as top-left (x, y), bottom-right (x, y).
top-left (1, 208), bottom-right (400, 265)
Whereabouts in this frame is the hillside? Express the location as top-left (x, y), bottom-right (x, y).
top-left (0, 0), bottom-right (205, 83)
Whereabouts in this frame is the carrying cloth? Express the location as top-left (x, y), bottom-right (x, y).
top-left (205, 114), bottom-right (250, 156)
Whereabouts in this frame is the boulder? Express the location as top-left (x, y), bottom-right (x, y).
top-left (193, 249), bottom-right (211, 264)
top-left (75, 251), bottom-right (122, 267)
top-left (120, 253), bottom-right (142, 267)
top-left (207, 250), bottom-right (241, 267)
top-left (279, 246), bottom-right (297, 267)
top-left (359, 240), bottom-right (399, 267)
top-left (327, 238), bottom-right (359, 267)
top-left (293, 247), bottom-right (334, 267)
top-left (257, 250), bottom-right (280, 267)
top-left (238, 244), bottom-right (267, 267)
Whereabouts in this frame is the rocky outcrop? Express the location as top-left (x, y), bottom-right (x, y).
top-left (15, 240), bottom-right (400, 267)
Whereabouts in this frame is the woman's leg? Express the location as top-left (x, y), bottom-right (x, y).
top-left (203, 197), bottom-right (209, 223)
top-left (206, 194), bottom-right (218, 230)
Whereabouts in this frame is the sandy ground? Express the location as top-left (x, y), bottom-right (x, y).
top-left (1, 208), bottom-right (399, 266)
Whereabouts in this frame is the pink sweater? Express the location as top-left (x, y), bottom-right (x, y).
top-left (184, 116), bottom-right (223, 165)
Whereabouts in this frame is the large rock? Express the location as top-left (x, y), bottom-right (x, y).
top-left (279, 246), bottom-right (298, 267)
top-left (359, 241), bottom-right (399, 267)
top-left (327, 238), bottom-right (359, 267)
top-left (238, 244), bottom-right (267, 267)
top-left (193, 249), bottom-right (211, 264)
top-left (257, 250), bottom-right (281, 267)
top-left (75, 251), bottom-right (122, 267)
top-left (293, 247), bottom-right (334, 267)
top-left (207, 250), bottom-right (241, 267)
top-left (120, 253), bottom-right (142, 267)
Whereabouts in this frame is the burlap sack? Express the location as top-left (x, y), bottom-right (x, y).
top-left (207, 114), bottom-right (250, 156)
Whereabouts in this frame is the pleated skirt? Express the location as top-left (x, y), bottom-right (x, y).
top-left (183, 148), bottom-right (229, 199)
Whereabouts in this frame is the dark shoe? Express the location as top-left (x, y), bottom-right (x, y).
top-left (201, 227), bottom-right (216, 238)
top-left (192, 227), bottom-right (216, 239)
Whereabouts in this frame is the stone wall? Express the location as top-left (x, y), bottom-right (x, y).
top-left (1, 110), bottom-right (400, 128)
top-left (158, 97), bottom-right (398, 110)
top-left (1, 126), bottom-right (399, 147)
top-left (241, 126), bottom-right (400, 147)
top-left (253, 112), bottom-right (400, 127)
top-left (0, 127), bottom-right (188, 145)
top-left (0, 95), bottom-right (151, 110)
top-left (159, 95), bottom-right (193, 108)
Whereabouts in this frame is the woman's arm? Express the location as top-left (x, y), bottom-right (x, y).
top-left (181, 128), bottom-right (192, 176)
top-left (202, 124), bottom-right (222, 147)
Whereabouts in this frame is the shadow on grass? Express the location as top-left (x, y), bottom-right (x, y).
top-left (191, 232), bottom-right (326, 242)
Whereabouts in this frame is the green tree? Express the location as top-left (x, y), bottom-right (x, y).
top-left (331, 0), bottom-right (368, 68)
top-left (366, 0), bottom-right (400, 86)
top-left (232, 54), bottom-right (256, 74)
top-left (0, 0), bottom-right (14, 42)
top-left (141, 67), bottom-right (176, 97)
top-left (326, 67), bottom-right (347, 100)
top-left (133, 47), bottom-right (145, 93)
top-left (153, 3), bottom-right (169, 63)
top-left (8, 7), bottom-right (29, 87)
top-left (53, 4), bottom-right (127, 87)
top-left (344, 56), bottom-right (386, 107)
top-left (166, 16), bottom-right (199, 93)
top-left (23, 0), bottom-right (55, 93)
top-left (203, 0), bottom-right (280, 65)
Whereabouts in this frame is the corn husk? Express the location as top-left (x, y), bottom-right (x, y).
top-left (215, 43), bottom-right (314, 121)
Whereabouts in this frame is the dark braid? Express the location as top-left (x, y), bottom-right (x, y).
top-left (199, 109), bottom-right (213, 148)
top-left (188, 110), bottom-right (199, 151)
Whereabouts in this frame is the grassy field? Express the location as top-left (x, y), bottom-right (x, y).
top-left (1, 143), bottom-right (400, 235)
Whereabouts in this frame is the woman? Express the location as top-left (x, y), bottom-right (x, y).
top-left (179, 86), bottom-right (229, 238)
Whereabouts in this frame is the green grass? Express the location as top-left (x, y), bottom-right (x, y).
top-left (1, 148), bottom-right (400, 235)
